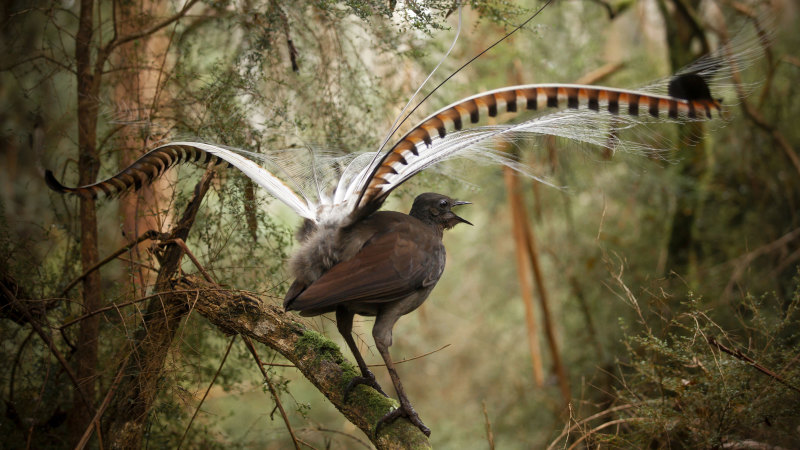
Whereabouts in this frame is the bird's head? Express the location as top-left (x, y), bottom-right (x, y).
top-left (409, 192), bottom-right (472, 230)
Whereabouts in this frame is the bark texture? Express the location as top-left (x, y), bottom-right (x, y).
top-left (69, 0), bottom-right (103, 439)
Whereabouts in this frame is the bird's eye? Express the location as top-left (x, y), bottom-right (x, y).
top-left (439, 199), bottom-right (448, 208)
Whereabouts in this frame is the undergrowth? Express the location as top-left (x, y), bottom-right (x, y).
top-left (554, 272), bottom-right (800, 449)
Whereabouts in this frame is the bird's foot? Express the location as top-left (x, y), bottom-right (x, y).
top-left (375, 401), bottom-right (431, 437)
top-left (344, 371), bottom-right (388, 400)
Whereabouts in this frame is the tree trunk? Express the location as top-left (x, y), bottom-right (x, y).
top-left (67, 0), bottom-right (102, 442)
top-left (114, 0), bottom-right (174, 295)
top-left (659, 0), bottom-right (711, 283)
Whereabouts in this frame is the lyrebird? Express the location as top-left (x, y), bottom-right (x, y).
top-left (46, 28), bottom-right (726, 436)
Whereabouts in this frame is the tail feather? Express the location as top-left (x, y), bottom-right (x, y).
top-left (353, 78), bottom-right (722, 216)
top-left (45, 142), bottom-right (315, 220)
top-left (44, 144), bottom-right (229, 199)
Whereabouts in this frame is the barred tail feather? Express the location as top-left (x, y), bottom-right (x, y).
top-left (45, 144), bottom-right (228, 199)
top-left (353, 75), bottom-right (722, 216)
top-left (45, 142), bottom-right (316, 220)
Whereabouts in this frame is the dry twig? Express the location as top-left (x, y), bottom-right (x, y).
top-left (177, 337), bottom-right (236, 449)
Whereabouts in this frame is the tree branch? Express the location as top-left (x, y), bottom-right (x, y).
top-left (242, 336), bottom-right (301, 450)
top-left (59, 229), bottom-right (168, 297)
top-left (178, 276), bottom-right (431, 449)
top-left (105, 0), bottom-right (200, 53)
top-left (103, 167), bottom-right (215, 448)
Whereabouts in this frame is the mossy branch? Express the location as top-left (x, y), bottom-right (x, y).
top-left (175, 276), bottom-right (431, 450)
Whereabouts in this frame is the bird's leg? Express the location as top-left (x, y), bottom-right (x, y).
top-left (372, 313), bottom-right (431, 437)
top-left (336, 306), bottom-right (388, 399)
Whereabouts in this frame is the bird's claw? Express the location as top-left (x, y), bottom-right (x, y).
top-left (375, 402), bottom-right (431, 437)
top-left (344, 372), bottom-right (388, 400)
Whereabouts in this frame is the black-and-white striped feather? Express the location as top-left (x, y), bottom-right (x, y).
top-left (349, 78), bottom-right (722, 219)
top-left (45, 73), bottom-right (724, 226)
top-left (49, 19), bottom-right (766, 232)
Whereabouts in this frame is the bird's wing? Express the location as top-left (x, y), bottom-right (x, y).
top-left (45, 142), bottom-right (317, 220)
top-left (285, 229), bottom-right (441, 312)
top-left (347, 77), bottom-right (722, 220)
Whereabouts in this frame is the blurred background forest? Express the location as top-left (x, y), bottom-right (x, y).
top-left (1, 0), bottom-right (799, 448)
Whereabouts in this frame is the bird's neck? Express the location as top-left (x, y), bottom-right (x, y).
top-left (426, 220), bottom-right (446, 237)
top-left (408, 213), bottom-right (440, 234)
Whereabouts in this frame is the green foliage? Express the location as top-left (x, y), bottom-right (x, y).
top-left (562, 279), bottom-right (800, 449)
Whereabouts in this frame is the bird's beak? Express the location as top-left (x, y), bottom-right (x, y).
top-left (449, 200), bottom-right (473, 227)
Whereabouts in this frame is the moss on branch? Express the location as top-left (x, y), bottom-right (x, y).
top-left (176, 276), bottom-right (431, 450)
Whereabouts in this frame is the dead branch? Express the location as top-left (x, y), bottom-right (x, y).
top-left (503, 167), bottom-right (545, 387)
top-left (505, 167), bottom-right (571, 403)
top-left (103, 167), bottom-right (216, 448)
top-left (162, 238), bottom-right (214, 282)
top-left (707, 336), bottom-right (800, 395)
top-left (261, 343), bottom-right (452, 368)
top-left (177, 337), bottom-right (236, 449)
top-left (243, 336), bottom-right (301, 450)
top-left (59, 229), bottom-right (168, 297)
top-left (104, 0), bottom-right (201, 54)
top-left (75, 352), bottom-right (132, 450)
top-left (482, 401), bottom-right (495, 450)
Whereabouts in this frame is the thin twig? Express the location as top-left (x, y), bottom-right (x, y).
top-left (482, 401), bottom-right (495, 450)
top-left (783, 55), bottom-right (800, 68)
top-left (243, 336), bottom-right (301, 450)
top-left (368, 343), bottom-right (451, 367)
top-left (261, 344), bottom-right (452, 368)
top-left (162, 238), bottom-right (214, 282)
top-left (574, 61), bottom-right (625, 85)
top-left (75, 352), bottom-right (132, 450)
top-left (177, 336), bottom-right (236, 449)
top-left (59, 288), bottom-right (227, 329)
top-left (295, 437), bottom-right (318, 450)
top-left (567, 417), bottom-right (646, 450)
top-left (60, 230), bottom-right (166, 297)
top-left (104, 0), bottom-right (200, 53)
top-left (707, 337), bottom-right (800, 394)
top-left (2, 286), bottom-right (90, 409)
top-left (115, 256), bottom-right (159, 273)
top-left (8, 330), bottom-right (34, 404)
top-left (0, 284), bottom-right (98, 436)
top-left (312, 427), bottom-right (372, 449)
top-left (546, 404), bottom-right (638, 450)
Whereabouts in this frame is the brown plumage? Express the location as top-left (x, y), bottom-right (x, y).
top-left (284, 193), bottom-right (472, 436)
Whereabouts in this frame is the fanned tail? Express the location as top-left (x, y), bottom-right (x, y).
top-left (352, 74), bottom-right (722, 218)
